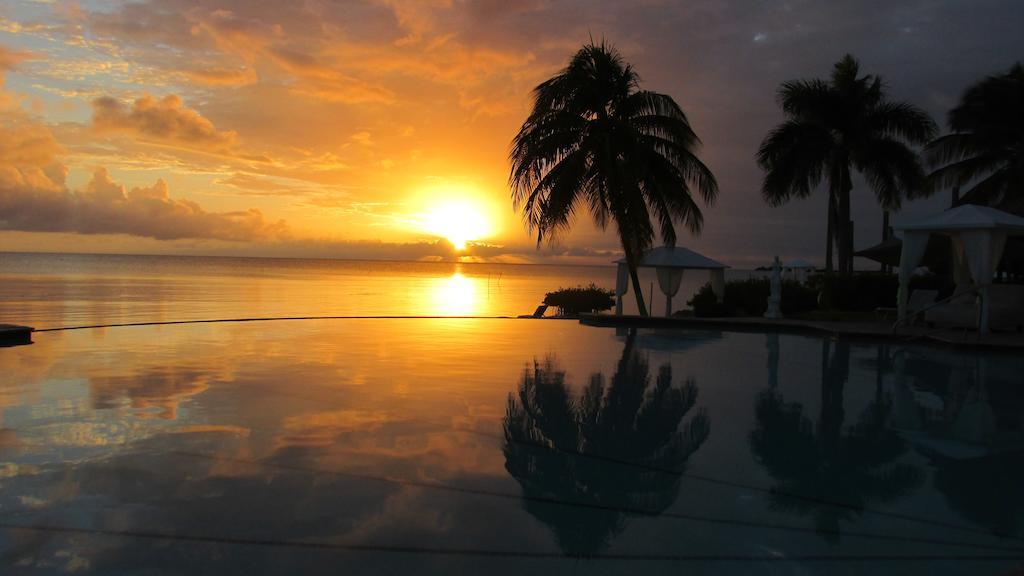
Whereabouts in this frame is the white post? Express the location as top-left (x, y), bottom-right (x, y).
top-left (710, 269), bottom-right (725, 303)
top-left (615, 262), bottom-right (629, 316)
top-left (896, 232), bottom-right (929, 324)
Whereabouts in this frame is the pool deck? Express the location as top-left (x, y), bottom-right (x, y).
top-left (577, 314), bottom-right (1024, 351)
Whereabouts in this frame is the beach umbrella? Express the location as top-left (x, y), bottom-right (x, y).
top-left (853, 235), bottom-right (954, 271)
top-left (781, 258), bottom-right (814, 283)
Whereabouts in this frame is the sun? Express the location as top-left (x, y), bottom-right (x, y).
top-left (420, 201), bottom-right (492, 250)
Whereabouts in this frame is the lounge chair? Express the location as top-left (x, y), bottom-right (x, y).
top-left (517, 305), bottom-right (549, 319)
top-left (925, 284), bottom-right (1024, 331)
top-left (909, 289), bottom-right (938, 317)
top-left (880, 289), bottom-right (937, 322)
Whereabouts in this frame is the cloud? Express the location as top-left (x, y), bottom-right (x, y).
top-left (0, 45), bottom-right (33, 74)
top-left (189, 235), bottom-right (620, 265)
top-left (0, 155), bottom-right (287, 241)
top-left (0, 116), bottom-right (288, 239)
top-left (91, 94), bottom-right (237, 151)
top-left (90, 366), bottom-right (213, 420)
top-left (179, 65), bottom-right (258, 86)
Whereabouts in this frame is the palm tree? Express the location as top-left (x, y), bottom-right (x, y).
top-left (510, 41), bottom-right (718, 316)
top-left (749, 340), bottom-right (922, 541)
top-left (757, 55), bottom-right (936, 274)
top-left (926, 63), bottom-right (1024, 213)
top-left (503, 331), bottom-right (709, 556)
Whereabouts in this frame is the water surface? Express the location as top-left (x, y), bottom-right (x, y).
top-left (1, 319), bottom-right (1021, 574)
top-left (0, 252), bottom-right (765, 328)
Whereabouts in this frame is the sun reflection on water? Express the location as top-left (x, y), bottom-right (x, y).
top-left (429, 272), bottom-right (479, 316)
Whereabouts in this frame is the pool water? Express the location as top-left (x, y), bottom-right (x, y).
top-left (0, 319), bottom-right (1022, 574)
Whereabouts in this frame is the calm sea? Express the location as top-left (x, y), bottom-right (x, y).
top-left (0, 252), bottom-right (761, 328)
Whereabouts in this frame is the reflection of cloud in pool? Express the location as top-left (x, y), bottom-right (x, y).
top-left (89, 367), bottom-right (212, 419)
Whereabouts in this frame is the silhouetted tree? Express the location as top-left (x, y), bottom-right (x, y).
top-left (757, 55), bottom-right (936, 274)
top-left (927, 63), bottom-right (1024, 214)
top-left (510, 41), bottom-right (718, 316)
top-left (749, 340), bottom-right (922, 541)
top-left (502, 332), bottom-right (709, 556)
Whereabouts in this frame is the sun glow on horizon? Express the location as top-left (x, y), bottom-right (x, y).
top-left (419, 200), bottom-right (494, 251)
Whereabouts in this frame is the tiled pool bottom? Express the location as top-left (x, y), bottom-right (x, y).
top-left (0, 319), bottom-right (1022, 575)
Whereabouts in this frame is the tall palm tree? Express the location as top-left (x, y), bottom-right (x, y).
top-left (749, 340), bottom-right (922, 541)
top-left (503, 331), bottom-right (709, 556)
top-left (510, 41), bottom-right (718, 316)
top-left (757, 55), bottom-right (936, 274)
top-left (926, 63), bottom-right (1024, 213)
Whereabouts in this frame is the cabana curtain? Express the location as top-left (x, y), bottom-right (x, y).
top-left (894, 205), bottom-right (1024, 333)
top-left (896, 231), bottom-right (929, 320)
top-left (615, 262), bottom-right (629, 315)
top-left (656, 268), bottom-right (684, 316)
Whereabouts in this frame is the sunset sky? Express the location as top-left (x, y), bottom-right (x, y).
top-left (0, 0), bottom-right (1021, 266)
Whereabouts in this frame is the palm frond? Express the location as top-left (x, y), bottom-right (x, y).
top-left (856, 137), bottom-right (927, 207)
top-left (510, 41), bottom-right (715, 256)
top-left (778, 79), bottom-right (832, 119)
top-left (757, 120), bottom-right (831, 205)
top-left (866, 101), bottom-right (937, 144)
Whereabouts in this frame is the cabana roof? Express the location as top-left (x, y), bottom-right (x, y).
top-left (895, 204), bottom-right (1024, 233)
top-left (614, 246), bottom-right (728, 269)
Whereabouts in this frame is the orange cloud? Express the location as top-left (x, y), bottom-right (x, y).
top-left (0, 124), bottom-right (287, 242)
top-left (91, 94), bottom-right (237, 151)
top-left (90, 366), bottom-right (212, 420)
top-left (180, 65), bottom-right (258, 86)
top-left (0, 45), bottom-right (32, 74)
top-left (0, 166), bottom-right (287, 241)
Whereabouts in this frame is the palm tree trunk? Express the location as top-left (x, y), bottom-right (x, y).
top-left (624, 245), bottom-right (648, 317)
top-left (838, 171), bottom-right (853, 275)
top-left (825, 194), bottom-right (835, 273)
top-left (880, 210), bottom-right (890, 273)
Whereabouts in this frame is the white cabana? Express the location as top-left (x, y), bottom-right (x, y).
top-left (895, 204), bottom-right (1024, 333)
top-left (615, 246), bottom-right (729, 316)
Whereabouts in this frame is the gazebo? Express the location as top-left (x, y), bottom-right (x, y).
top-left (895, 204), bottom-right (1024, 333)
top-left (783, 258), bottom-right (815, 284)
top-left (615, 246), bottom-right (728, 316)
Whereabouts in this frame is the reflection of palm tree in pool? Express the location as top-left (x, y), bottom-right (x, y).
top-left (749, 340), bottom-right (922, 542)
top-left (502, 331), bottom-right (709, 556)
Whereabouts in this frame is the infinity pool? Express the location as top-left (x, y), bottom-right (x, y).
top-left (1, 320), bottom-right (1022, 574)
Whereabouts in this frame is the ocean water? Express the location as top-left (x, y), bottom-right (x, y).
top-left (0, 252), bottom-right (762, 329)
top-left (1, 319), bottom-right (1021, 574)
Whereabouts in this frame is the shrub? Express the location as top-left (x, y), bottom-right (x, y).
top-left (812, 273), bottom-right (902, 311)
top-left (687, 284), bottom-right (731, 317)
top-left (687, 278), bottom-right (818, 317)
top-left (543, 284), bottom-right (615, 316)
